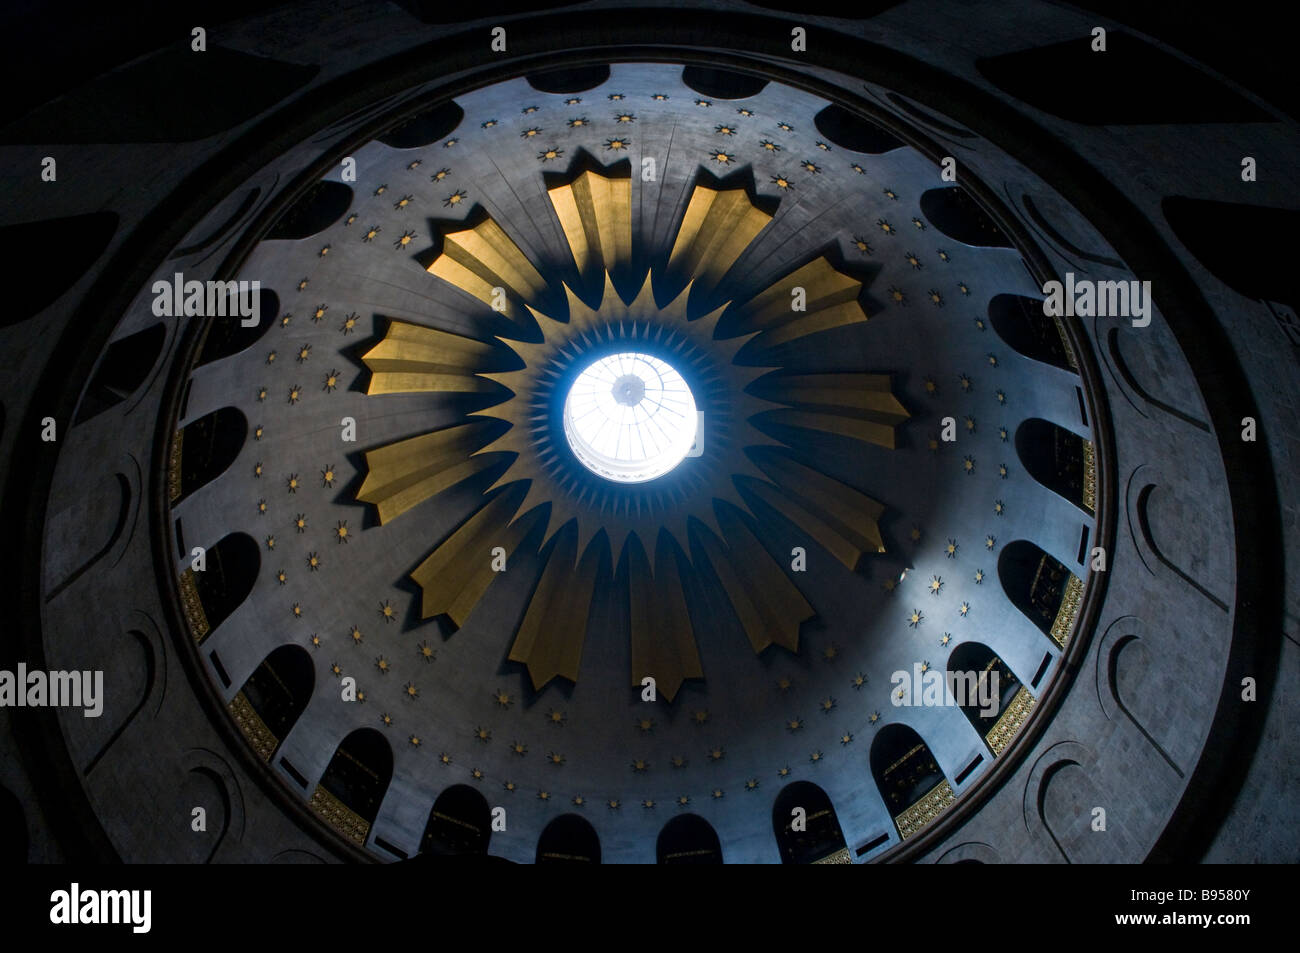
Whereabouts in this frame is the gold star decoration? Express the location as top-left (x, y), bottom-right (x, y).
top-left (615, 112), bottom-right (636, 123)
top-left (909, 609), bottom-right (924, 628)
top-left (318, 244), bottom-right (330, 257)
top-left (443, 138), bottom-right (458, 147)
top-left (280, 313), bottom-right (292, 328)
top-left (677, 795), bottom-right (690, 807)
top-left (946, 539), bottom-right (958, 558)
top-left (810, 750), bottom-right (823, 763)
top-left (851, 163), bottom-right (866, 174)
top-left (910, 526), bottom-right (922, 541)
top-left (708, 747), bottom-right (725, 762)
top-left (852, 673), bottom-right (867, 689)
top-left (374, 185), bottom-right (387, 196)
top-left (929, 575), bottom-right (943, 594)
top-left (409, 735), bottom-right (422, 748)
top-left (912, 217), bottom-right (925, 230)
top-left (404, 681), bottom-right (419, 698)
top-left (776, 676), bottom-right (794, 693)
top-left (987, 353), bottom-right (999, 367)
top-left (310, 633), bottom-right (321, 648)
top-left (994, 500), bottom-right (1006, 516)
top-left (985, 535), bottom-right (996, 550)
top-left (572, 794), bottom-right (584, 806)
top-left (347, 212), bottom-right (360, 224)
top-left (350, 625), bottom-right (363, 645)
top-left (636, 717), bottom-right (655, 733)
top-left (294, 513), bottom-right (307, 533)
top-left (375, 655), bottom-right (389, 673)
top-left (547, 752), bottom-right (564, 766)
top-left (443, 190), bottom-right (466, 207)
top-left (631, 758), bottom-right (649, 773)
top-left (604, 138), bottom-right (627, 150)
top-left (853, 236), bottom-right (872, 254)
top-left (266, 350), bottom-right (277, 365)
top-left (777, 765), bottom-right (791, 778)
top-left (711, 151), bottom-right (734, 164)
top-left (963, 456), bottom-right (975, 474)
top-left (840, 732), bottom-right (853, 746)
top-left (474, 726), bottom-right (491, 743)
top-left (547, 708), bottom-right (565, 726)
top-left (471, 768), bottom-right (484, 781)
top-left (712, 789), bottom-right (725, 799)
top-left (801, 160), bottom-right (820, 174)
top-left (257, 499), bottom-right (267, 515)
top-left (695, 98), bottom-right (712, 107)
top-left (567, 117), bottom-right (588, 128)
top-left (974, 569), bottom-right (985, 584)
top-left (394, 230), bottom-right (416, 248)
top-left (335, 520), bottom-right (349, 543)
top-left (380, 600), bottom-right (396, 623)
top-left (307, 551), bottom-right (321, 571)
top-left (941, 632), bottom-right (952, 646)
top-left (692, 709), bottom-right (709, 725)
top-left (770, 174), bottom-right (793, 190)
top-left (786, 717), bottom-right (803, 732)
top-left (745, 778), bottom-right (759, 791)
top-left (937, 249), bottom-right (950, 261)
top-left (504, 780), bottom-right (517, 793)
top-left (323, 370), bottom-right (340, 392)
top-left (959, 373), bottom-right (973, 391)
top-left (607, 798), bottom-right (620, 809)
top-left (538, 147), bottom-right (563, 162)
top-left (265, 534), bottom-right (275, 549)
top-left (287, 385), bottom-right (301, 405)
top-left (380, 712), bottom-right (392, 726)
top-left (439, 752), bottom-right (451, 765)
top-left (256, 388), bottom-right (267, 403)
top-left (964, 416), bottom-right (977, 433)
top-left (510, 741), bottom-right (526, 756)
top-left (330, 662), bottom-right (342, 678)
top-left (407, 160), bottom-right (422, 170)
top-left (929, 290), bottom-right (943, 306)
top-left (776, 121), bottom-right (793, 131)
top-left (431, 167), bottom-right (450, 181)
top-left (959, 601), bottom-right (971, 617)
top-left (642, 799), bottom-right (655, 809)
top-left (820, 697), bottom-right (836, 714)
top-left (670, 755), bottom-right (687, 769)
top-left (869, 711), bottom-right (881, 724)
top-left (759, 139), bottom-right (781, 152)
top-left (275, 568), bottom-right (286, 584)
top-left (481, 119), bottom-right (499, 129)
top-left (715, 124), bottom-right (735, 135)
top-left (418, 641), bottom-right (435, 662)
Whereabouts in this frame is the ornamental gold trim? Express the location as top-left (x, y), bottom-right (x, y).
top-left (1052, 314), bottom-right (1078, 370)
top-left (985, 685), bottom-right (1036, 756)
top-left (179, 566), bottom-right (210, 643)
top-left (894, 778), bottom-right (954, 840)
top-left (168, 428), bottom-right (183, 502)
top-left (813, 847), bottom-right (853, 864)
top-left (1050, 572), bottom-right (1084, 648)
top-left (309, 785), bottom-right (370, 845)
top-left (228, 690), bottom-right (278, 761)
top-left (1081, 438), bottom-right (1096, 513)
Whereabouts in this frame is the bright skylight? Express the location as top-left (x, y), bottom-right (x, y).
top-left (563, 352), bottom-right (698, 483)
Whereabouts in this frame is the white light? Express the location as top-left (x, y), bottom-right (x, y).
top-left (563, 352), bottom-right (698, 483)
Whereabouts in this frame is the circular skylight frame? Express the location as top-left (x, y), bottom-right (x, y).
top-left (562, 351), bottom-right (699, 483)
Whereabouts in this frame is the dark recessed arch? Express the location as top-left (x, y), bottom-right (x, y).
top-left (657, 813), bottom-right (723, 864)
top-left (195, 289), bottom-right (278, 365)
top-left (813, 103), bottom-right (904, 154)
top-left (536, 813), bottom-right (600, 864)
top-left (946, 642), bottom-right (1025, 744)
top-left (175, 406), bottom-right (247, 503)
top-left (918, 186), bottom-right (1013, 247)
top-left (988, 293), bottom-right (1075, 372)
top-left (771, 781), bottom-right (848, 864)
top-left (316, 728), bottom-right (394, 840)
top-left (420, 784), bottom-right (492, 857)
top-left (998, 540), bottom-right (1077, 644)
top-left (191, 531), bottom-right (260, 642)
top-left (526, 65), bottom-right (610, 94)
top-left (0, 211), bottom-right (118, 327)
top-left (235, 644), bottom-right (314, 761)
top-left (1016, 418), bottom-right (1093, 514)
top-left (378, 100), bottom-right (465, 149)
top-left (266, 180), bottom-right (354, 240)
top-left (681, 65), bottom-right (768, 100)
top-left (870, 724), bottom-right (949, 835)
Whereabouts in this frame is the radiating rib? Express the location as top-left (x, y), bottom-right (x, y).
top-left (357, 422), bottom-right (502, 524)
top-left (756, 372), bottom-right (909, 449)
top-left (666, 185), bottom-right (772, 299)
top-left (696, 503), bottom-right (812, 654)
top-left (508, 521), bottom-right (603, 690)
top-left (549, 169), bottom-right (632, 284)
top-left (409, 487), bottom-right (545, 627)
top-left (427, 217), bottom-right (549, 328)
top-left (729, 257), bottom-right (869, 348)
top-left (361, 319), bottom-right (500, 395)
top-left (627, 533), bottom-right (702, 703)
top-left (743, 454), bottom-right (886, 571)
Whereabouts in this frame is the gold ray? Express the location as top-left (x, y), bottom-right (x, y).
top-left (745, 454), bottom-right (886, 571)
top-left (410, 488), bottom-right (546, 627)
top-left (427, 217), bottom-right (549, 328)
top-left (357, 422), bottom-right (501, 524)
top-left (508, 521), bottom-right (603, 690)
top-left (729, 257), bottom-right (869, 348)
top-left (666, 185), bottom-right (772, 298)
top-left (361, 320), bottom-right (500, 395)
top-left (548, 169), bottom-right (632, 283)
top-left (696, 504), bottom-right (813, 654)
top-left (756, 374), bottom-right (909, 449)
top-left (627, 534), bottom-right (702, 703)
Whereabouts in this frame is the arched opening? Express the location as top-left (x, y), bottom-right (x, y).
top-left (870, 724), bottom-right (953, 839)
top-left (185, 531), bottom-right (260, 643)
top-left (420, 784), bottom-right (492, 857)
top-left (75, 322), bottom-right (166, 424)
top-left (311, 728), bottom-right (393, 846)
top-left (266, 181), bottom-right (354, 240)
top-left (918, 186), bottom-right (1012, 247)
top-left (536, 814), bottom-right (600, 864)
top-left (378, 100), bottom-right (464, 149)
top-left (813, 103), bottom-right (904, 153)
top-left (771, 781), bottom-right (849, 864)
top-left (173, 406), bottom-right (247, 503)
top-left (195, 289), bottom-right (278, 365)
top-left (656, 813), bottom-right (723, 864)
top-left (1016, 418), bottom-right (1093, 513)
top-left (946, 642), bottom-right (1031, 755)
top-left (526, 64), bottom-right (610, 94)
top-left (681, 65), bottom-right (768, 100)
top-left (231, 644), bottom-right (314, 761)
top-left (988, 293), bottom-right (1075, 371)
top-left (998, 540), bottom-right (1082, 648)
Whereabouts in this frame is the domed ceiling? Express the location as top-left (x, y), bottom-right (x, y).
top-left (8, 0), bottom-right (1292, 870)
top-left (166, 62), bottom-right (1100, 861)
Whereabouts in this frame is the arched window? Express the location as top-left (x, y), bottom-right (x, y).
top-left (998, 540), bottom-right (1083, 648)
top-left (420, 784), bottom-right (492, 857)
top-left (536, 814), bottom-right (600, 864)
top-left (870, 724), bottom-right (953, 840)
top-left (771, 781), bottom-right (849, 864)
top-left (988, 293), bottom-right (1075, 371)
top-left (266, 181), bottom-right (353, 240)
top-left (172, 407), bottom-right (247, 503)
top-left (946, 642), bottom-right (1033, 756)
top-left (76, 322), bottom-right (166, 424)
top-left (310, 728), bottom-right (393, 847)
top-left (195, 289), bottom-right (277, 365)
top-left (230, 644), bottom-right (313, 762)
top-left (182, 531), bottom-right (259, 644)
top-left (656, 813), bottom-right (722, 864)
top-left (918, 186), bottom-right (1012, 247)
top-left (1015, 418), bottom-right (1094, 514)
